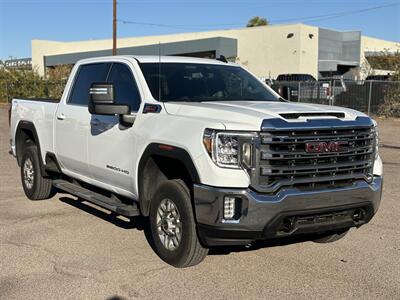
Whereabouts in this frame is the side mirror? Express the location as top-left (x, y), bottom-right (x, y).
top-left (88, 83), bottom-right (130, 115)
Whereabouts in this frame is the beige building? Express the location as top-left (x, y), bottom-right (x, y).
top-left (32, 23), bottom-right (399, 79)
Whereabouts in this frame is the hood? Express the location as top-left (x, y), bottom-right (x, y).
top-left (163, 101), bottom-right (364, 131)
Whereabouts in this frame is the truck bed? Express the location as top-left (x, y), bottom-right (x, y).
top-left (9, 98), bottom-right (59, 162)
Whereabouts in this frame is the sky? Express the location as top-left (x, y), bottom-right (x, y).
top-left (0, 0), bottom-right (399, 60)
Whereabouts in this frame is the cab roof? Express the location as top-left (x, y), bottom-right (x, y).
top-left (77, 55), bottom-right (238, 66)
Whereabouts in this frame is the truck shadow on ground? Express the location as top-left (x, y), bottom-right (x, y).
top-left (59, 196), bottom-right (147, 231)
top-left (208, 235), bottom-right (314, 255)
top-left (59, 195), bottom-right (315, 256)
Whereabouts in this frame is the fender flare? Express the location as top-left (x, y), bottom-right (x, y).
top-left (137, 143), bottom-right (200, 215)
top-left (15, 121), bottom-right (47, 175)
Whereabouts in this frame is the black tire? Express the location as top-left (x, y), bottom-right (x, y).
top-left (313, 229), bottom-right (349, 244)
top-left (149, 179), bottom-right (208, 268)
top-left (20, 145), bottom-right (53, 200)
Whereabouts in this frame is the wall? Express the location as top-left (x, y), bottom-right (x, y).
top-left (43, 37), bottom-right (238, 67)
top-left (32, 24), bottom-right (317, 78)
top-left (318, 28), bottom-right (361, 74)
top-left (297, 24), bottom-right (319, 78)
top-left (33, 24), bottom-right (398, 79)
top-left (359, 36), bottom-right (400, 78)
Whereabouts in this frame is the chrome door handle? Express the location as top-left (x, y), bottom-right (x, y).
top-left (57, 113), bottom-right (66, 120)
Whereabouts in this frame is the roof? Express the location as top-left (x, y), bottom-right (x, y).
top-left (133, 55), bottom-right (235, 65)
top-left (78, 55), bottom-right (238, 66)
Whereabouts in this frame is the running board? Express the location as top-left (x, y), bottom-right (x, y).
top-left (53, 179), bottom-right (140, 217)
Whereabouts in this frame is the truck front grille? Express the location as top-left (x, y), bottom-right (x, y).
top-left (254, 126), bottom-right (376, 193)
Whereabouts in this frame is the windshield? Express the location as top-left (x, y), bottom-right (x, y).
top-left (139, 62), bottom-right (278, 102)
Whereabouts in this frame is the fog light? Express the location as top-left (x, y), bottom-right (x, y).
top-left (224, 196), bottom-right (236, 219)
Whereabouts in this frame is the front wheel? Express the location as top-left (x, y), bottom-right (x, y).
top-left (149, 179), bottom-right (208, 268)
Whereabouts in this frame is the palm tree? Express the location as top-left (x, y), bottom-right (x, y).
top-left (246, 16), bottom-right (269, 27)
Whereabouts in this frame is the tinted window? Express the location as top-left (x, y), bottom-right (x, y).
top-left (69, 63), bottom-right (111, 105)
top-left (276, 74), bottom-right (316, 82)
top-left (107, 63), bottom-right (141, 111)
top-left (139, 63), bottom-right (277, 102)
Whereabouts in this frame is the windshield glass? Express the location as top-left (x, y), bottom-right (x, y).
top-left (139, 62), bottom-right (278, 102)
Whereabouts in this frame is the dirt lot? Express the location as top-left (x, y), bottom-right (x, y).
top-left (1, 108), bottom-right (399, 299)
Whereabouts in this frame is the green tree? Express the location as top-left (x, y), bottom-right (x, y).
top-left (246, 16), bottom-right (269, 27)
top-left (367, 50), bottom-right (400, 80)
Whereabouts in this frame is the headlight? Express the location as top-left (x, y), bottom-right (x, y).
top-left (203, 129), bottom-right (256, 169)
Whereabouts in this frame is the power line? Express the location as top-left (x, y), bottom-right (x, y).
top-left (118, 2), bottom-right (400, 30)
top-left (119, 20), bottom-right (240, 29)
top-left (272, 2), bottom-right (400, 23)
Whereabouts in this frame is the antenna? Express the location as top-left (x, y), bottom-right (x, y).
top-left (158, 42), bottom-right (162, 102)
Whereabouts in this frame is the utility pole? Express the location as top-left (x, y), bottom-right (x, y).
top-left (112, 0), bottom-right (117, 55)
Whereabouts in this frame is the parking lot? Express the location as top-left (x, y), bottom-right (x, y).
top-left (0, 107), bottom-right (399, 299)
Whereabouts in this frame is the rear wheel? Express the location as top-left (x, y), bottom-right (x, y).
top-left (313, 229), bottom-right (349, 243)
top-left (149, 179), bottom-right (208, 267)
top-left (20, 145), bottom-right (53, 200)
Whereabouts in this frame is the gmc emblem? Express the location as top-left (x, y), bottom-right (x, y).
top-left (305, 141), bottom-right (348, 153)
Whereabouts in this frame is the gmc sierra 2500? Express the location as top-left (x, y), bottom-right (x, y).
top-left (9, 56), bottom-right (382, 268)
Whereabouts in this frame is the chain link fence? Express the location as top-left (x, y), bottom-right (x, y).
top-left (271, 80), bottom-right (400, 116)
top-left (2, 78), bottom-right (399, 117)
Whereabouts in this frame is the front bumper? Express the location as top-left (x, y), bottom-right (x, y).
top-left (194, 177), bottom-right (383, 246)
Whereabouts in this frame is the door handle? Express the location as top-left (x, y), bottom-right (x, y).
top-left (57, 113), bottom-right (66, 120)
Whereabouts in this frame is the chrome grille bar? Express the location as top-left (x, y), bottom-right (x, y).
top-left (250, 117), bottom-right (376, 193)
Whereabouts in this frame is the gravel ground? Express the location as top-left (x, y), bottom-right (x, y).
top-left (0, 108), bottom-right (399, 299)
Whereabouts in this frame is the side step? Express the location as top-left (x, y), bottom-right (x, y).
top-left (53, 179), bottom-right (140, 217)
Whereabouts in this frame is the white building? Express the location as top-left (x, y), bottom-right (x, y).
top-left (31, 23), bottom-right (399, 79)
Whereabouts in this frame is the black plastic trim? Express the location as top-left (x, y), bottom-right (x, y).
top-left (89, 103), bottom-right (130, 115)
top-left (263, 202), bottom-right (374, 238)
top-left (45, 152), bottom-right (62, 173)
top-left (139, 143), bottom-right (200, 183)
top-left (197, 224), bottom-right (262, 246)
top-left (197, 203), bottom-right (374, 246)
top-left (261, 116), bottom-right (374, 131)
top-left (15, 121), bottom-right (47, 175)
top-left (280, 112), bottom-right (345, 119)
top-left (138, 143), bottom-right (200, 215)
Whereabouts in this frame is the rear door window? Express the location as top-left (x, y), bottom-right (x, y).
top-left (69, 63), bottom-right (111, 106)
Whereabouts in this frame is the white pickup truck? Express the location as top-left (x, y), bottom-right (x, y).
top-left (9, 55), bottom-right (383, 267)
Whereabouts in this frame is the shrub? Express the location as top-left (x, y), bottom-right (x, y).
top-left (379, 85), bottom-right (400, 117)
top-left (0, 65), bottom-right (70, 103)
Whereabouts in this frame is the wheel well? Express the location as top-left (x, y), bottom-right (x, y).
top-left (15, 123), bottom-right (48, 176)
top-left (15, 128), bottom-right (36, 165)
top-left (139, 155), bottom-right (194, 216)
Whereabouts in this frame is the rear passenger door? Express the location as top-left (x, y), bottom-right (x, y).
top-left (55, 62), bottom-right (111, 179)
top-left (87, 62), bottom-right (142, 195)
